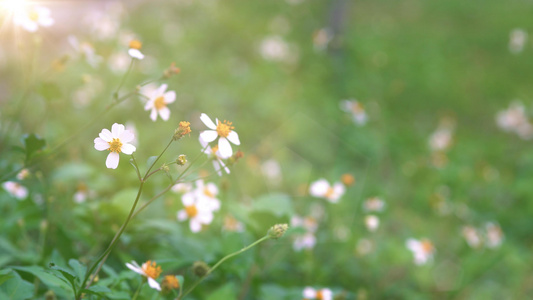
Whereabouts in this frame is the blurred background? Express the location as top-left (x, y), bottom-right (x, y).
top-left (1, 0), bottom-right (533, 299)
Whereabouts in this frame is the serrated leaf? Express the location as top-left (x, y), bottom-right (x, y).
top-left (11, 265), bottom-right (71, 295)
top-left (49, 263), bottom-right (78, 294)
top-left (68, 259), bottom-right (87, 283)
top-left (21, 133), bottom-right (46, 161)
top-left (0, 270), bottom-right (34, 300)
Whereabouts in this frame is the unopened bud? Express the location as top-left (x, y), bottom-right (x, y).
top-left (162, 164), bottom-right (170, 173)
top-left (163, 62), bottom-right (181, 78)
top-left (45, 290), bottom-right (56, 300)
top-left (162, 275), bottom-right (180, 292)
top-left (177, 155), bottom-right (187, 166)
top-left (192, 261), bottom-right (210, 277)
top-left (173, 121), bottom-right (191, 140)
top-left (268, 223), bottom-right (289, 239)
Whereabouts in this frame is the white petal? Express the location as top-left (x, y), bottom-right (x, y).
top-left (200, 113), bottom-right (217, 129)
top-left (181, 192), bottom-right (195, 206)
top-left (226, 131), bottom-right (240, 145)
top-left (99, 129), bottom-right (113, 142)
top-left (158, 107), bottom-right (170, 121)
top-left (197, 211), bottom-right (214, 224)
top-left (111, 123), bottom-right (125, 138)
top-left (321, 289), bottom-right (333, 300)
top-left (150, 108), bottom-right (158, 121)
top-left (147, 277), bottom-right (161, 291)
top-left (309, 179), bottom-right (329, 197)
top-left (144, 100), bottom-right (153, 111)
top-left (177, 210), bottom-right (188, 221)
top-left (125, 262), bottom-right (144, 275)
top-left (106, 152), bottom-right (120, 169)
top-left (23, 22), bottom-right (38, 32)
top-left (164, 91), bottom-right (176, 104)
top-left (218, 137), bottom-right (233, 159)
top-left (200, 130), bottom-right (218, 143)
top-left (212, 161), bottom-right (222, 176)
top-left (303, 287), bottom-right (316, 298)
top-left (156, 84), bottom-right (168, 95)
top-left (121, 143), bottom-right (136, 155)
top-left (39, 17), bottom-right (54, 27)
top-left (190, 220), bottom-right (202, 232)
top-left (94, 140), bottom-right (110, 151)
top-left (128, 49), bottom-right (144, 60)
top-left (119, 130), bottom-right (135, 143)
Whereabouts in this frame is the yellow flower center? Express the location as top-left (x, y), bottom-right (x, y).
top-left (154, 96), bottom-right (166, 110)
top-left (185, 205), bottom-right (198, 217)
top-left (316, 290), bottom-right (324, 300)
top-left (421, 240), bottom-right (433, 253)
top-left (352, 102), bottom-right (364, 114)
top-left (162, 275), bottom-right (180, 289)
top-left (142, 261), bottom-right (162, 279)
top-left (324, 187), bottom-right (335, 199)
top-left (29, 10), bottom-right (39, 21)
top-left (129, 39), bottom-right (142, 50)
top-left (211, 145), bottom-right (219, 155)
top-left (216, 120), bottom-right (234, 138)
top-left (203, 187), bottom-right (214, 198)
top-left (108, 138), bottom-right (123, 153)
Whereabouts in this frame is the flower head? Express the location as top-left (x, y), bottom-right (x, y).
top-left (13, 5), bottom-right (54, 32)
top-left (161, 275), bottom-right (180, 291)
top-left (363, 197), bottom-right (386, 212)
top-left (223, 215), bottom-right (245, 232)
top-left (303, 287), bottom-right (333, 300)
top-left (199, 113), bottom-right (240, 159)
top-left (340, 99), bottom-right (367, 125)
top-left (128, 39), bottom-right (144, 59)
top-left (309, 178), bottom-right (345, 203)
top-left (125, 260), bottom-right (162, 291)
top-left (268, 223), bottom-right (289, 239)
top-left (177, 189), bottom-right (217, 233)
top-left (2, 181), bottom-right (28, 200)
top-left (200, 136), bottom-right (230, 176)
top-left (509, 28), bottom-right (528, 54)
top-left (94, 123), bottom-right (136, 169)
top-left (174, 121), bottom-right (191, 140)
top-left (143, 84), bottom-right (176, 121)
top-left (406, 238), bottom-right (435, 265)
top-left (485, 222), bottom-right (504, 248)
top-left (364, 215), bottom-right (379, 232)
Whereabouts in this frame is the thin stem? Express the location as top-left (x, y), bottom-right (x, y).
top-left (131, 281), bottom-right (144, 300)
top-left (143, 139), bottom-right (174, 182)
top-left (113, 59), bottom-right (135, 100)
top-left (180, 236), bottom-right (271, 299)
top-left (130, 154), bottom-right (142, 182)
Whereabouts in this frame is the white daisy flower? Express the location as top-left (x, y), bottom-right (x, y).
top-left (485, 222), bottom-right (504, 248)
top-left (13, 5), bottom-right (54, 32)
top-left (2, 181), bottom-right (28, 200)
top-left (192, 180), bottom-right (221, 212)
top-left (68, 35), bottom-right (103, 68)
top-left (406, 238), bottom-right (435, 265)
top-left (340, 99), bottom-right (367, 125)
top-left (293, 232), bottom-right (317, 251)
top-left (199, 113), bottom-right (240, 159)
top-left (223, 215), bottom-right (245, 232)
top-left (365, 215), bottom-right (379, 232)
top-left (429, 128), bottom-right (453, 151)
top-left (93, 123), bottom-right (136, 169)
top-left (509, 28), bottom-right (528, 54)
top-left (125, 260), bottom-right (161, 291)
top-left (200, 136), bottom-right (230, 176)
top-left (144, 84), bottom-right (176, 121)
top-left (309, 178), bottom-right (345, 203)
top-left (363, 197), bottom-right (386, 212)
top-left (177, 193), bottom-right (215, 233)
top-left (303, 287), bottom-right (333, 300)
top-left (291, 215), bottom-right (318, 233)
top-left (171, 182), bottom-right (193, 194)
top-left (462, 226), bottom-right (482, 249)
top-left (128, 39), bottom-right (144, 60)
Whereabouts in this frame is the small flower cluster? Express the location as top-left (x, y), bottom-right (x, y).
top-left (2, 169), bottom-right (30, 200)
top-left (309, 178), bottom-right (345, 203)
top-left (462, 222), bottom-right (504, 249)
top-left (175, 180), bottom-right (221, 233)
top-left (291, 215), bottom-right (318, 251)
top-left (406, 238), bottom-right (435, 265)
top-left (126, 260), bottom-right (180, 292)
top-left (340, 99), bottom-right (367, 126)
top-left (428, 117), bottom-right (455, 168)
top-left (496, 101), bottom-right (533, 140)
top-left (303, 287), bottom-right (333, 300)
top-left (362, 197), bottom-right (386, 232)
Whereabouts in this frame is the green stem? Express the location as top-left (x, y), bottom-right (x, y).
top-left (113, 59), bottom-right (135, 100)
top-left (130, 154), bottom-right (142, 182)
top-left (132, 281), bottom-right (144, 300)
top-left (179, 236), bottom-right (271, 299)
top-left (143, 139), bottom-right (174, 182)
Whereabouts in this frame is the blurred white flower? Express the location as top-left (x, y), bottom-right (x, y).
top-left (462, 226), bottom-right (482, 249)
top-left (176, 192), bottom-right (216, 233)
top-left (313, 28), bottom-right (333, 51)
top-left (68, 36), bottom-right (102, 68)
top-left (199, 113), bottom-right (240, 159)
top-left (192, 180), bottom-right (221, 212)
top-left (364, 215), bottom-right (379, 232)
top-left (83, 4), bottom-right (122, 40)
top-left (291, 215), bottom-right (319, 251)
top-left (2, 181), bottom-right (28, 199)
top-left (293, 232), bottom-right (317, 251)
top-left (259, 36), bottom-right (290, 61)
top-left (429, 128), bottom-right (453, 151)
top-left (356, 238), bottom-right (374, 256)
top-left (485, 222), bottom-right (504, 248)
top-left (73, 183), bottom-right (95, 204)
top-left (303, 287), bottom-right (333, 300)
top-left (309, 178), bottom-right (345, 203)
top-left (363, 197), bottom-right (386, 212)
top-left (291, 215), bottom-right (318, 233)
top-left (223, 215), bottom-right (245, 232)
top-left (261, 159), bottom-right (282, 185)
top-left (108, 52), bottom-right (131, 74)
top-left (125, 260), bottom-right (161, 291)
top-left (172, 182), bottom-right (193, 194)
top-left (200, 136), bottom-right (230, 176)
top-left (13, 5), bottom-right (54, 32)
top-left (93, 123), bottom-right (136, 169)
top-left (496, 102), bottom-right (533, 139)
top-left (128, 40), bottom-right (144, 60)
top-left (16, 169), bottom-right (30, 180)
top-left (509, 28), bottom-right (528, 54)
top-left (340, 99), bottom-right (367, 125)
top-left (406, 238), bottom-right (435, 265)
top-left (144, 84), bottom-right (176, 121)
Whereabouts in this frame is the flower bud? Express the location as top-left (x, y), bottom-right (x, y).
top-left (268, 223), bottom-right (289, 239)
top-left (45, 290), bottom-right (56, 300)
top-left (177, 155), bottom-right (187, 166)
top-left (163, 62), bottom-right (181, 78)
top-left (162, 164), bottom-right (170, 173)
top-left (192, 261), bottom-right (210, 277)
top-left (174, 121), bottom-right (191, 140)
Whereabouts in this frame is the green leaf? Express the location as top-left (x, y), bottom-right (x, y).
top-left (110, 188), bottom-right (140, 216)
top-left (206, 282), bottom-right (237, 300)
top-left (68, 259), bottom-right (87, 283)
top-left (0, 269), bottom-right (14, 286)
top-left (0, 270), bottom-right (34, 299)
top-left (49, 263), bottom-right (78, 295)
top-left (251, 193), bottom-right (293, 217)
top-left (21, 133), bottom-right (46, 161)
top-left (81, 285), bottom-right (112, 299)
top-left (11, 265), bottom-right (72, 297)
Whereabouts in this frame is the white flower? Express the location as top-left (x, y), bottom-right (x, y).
top-left (16, 169), bottom-right (30, 180)
top-left (261, 159), bottom-right (282, 185)
top-left (125, 260), bottom-right (161, 291)
top-left (406, 238), bottom-right (435, 265)
top-left (13, 6), bottom-right (54, 32)
top-left (364, 215), bottom-right (379, 232)
top-left (2, 181), bottom-right (28, 199)
top-left (293, 232), bottom-right (317, 251)
top-left (73, 183), bottom-right (95, 204)
top-left (485, 222), bottom-right (504, 248)
top-left (199, 113), bottom-right (240, 159)
top-left (462, 226), bottom-right (482, 249)
top-left (93, 123), bottom-right (136, 169)
top-left (363, 197), bottom-right (386, 212)
top-left (128, 39), bottom-right (144, 60)
top-left (200, 136), bottom-right (230, 176)
top-left (259, 36), bottom-right (290, 61)
top-left (509, 28), bottom-right (528, 54)
top-left (171, 182), bottom-right (193, 194)
top-left (223, 215), bottom-right (245, 232)
top-left (303, 287), bottom-right (333, 300)
top-left (177, 192), bottom-right (215, 233)
top-left (192, 180), bottom-right (221, 212)
top-left (340, 99), bottom-right (367, 125)
top-left (429, 128), bottom-right (453, 151)
top-left (291, 215), bottom-right (318, 233)
top-left (143, 84), bottom-right (176, 121)
top-left (108, 52), bottom-right (131, 74)
top-left (356, 238), bottom-right (374, 256)
top-left (68, 35), bottom-right (103, 68)
top-left (309, 178), bottom-right (345, 203)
